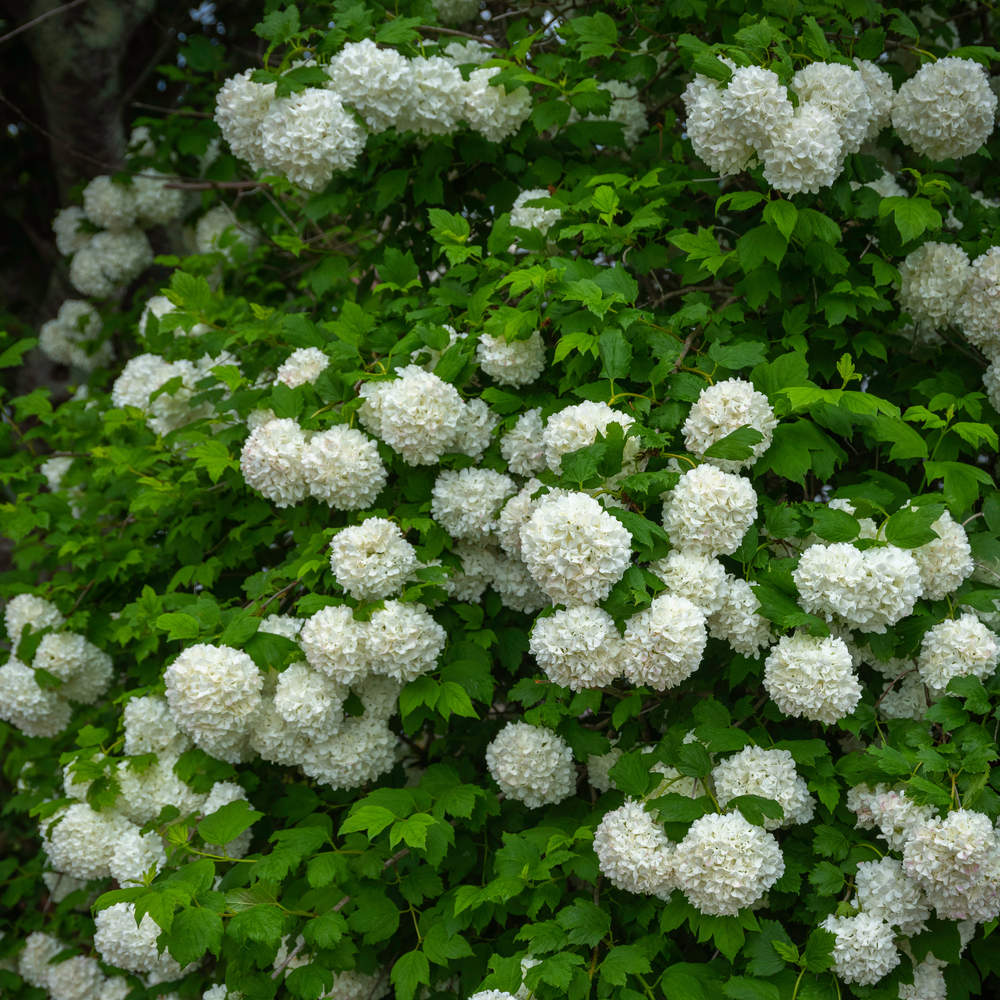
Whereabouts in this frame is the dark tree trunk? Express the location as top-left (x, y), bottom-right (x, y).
top-left (6, 0), bottom-right (158, 201)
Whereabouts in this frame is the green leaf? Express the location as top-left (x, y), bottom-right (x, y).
top-left (228, 904), bottom-right (284, 944)
top-left (762, 201), bottom-right (798, 240)
top-left (199, 800), bottom-right (264, 848)
top-left (244, 630), bottom-right (302, 671)
top-left (302, 911), bottom-right (347, 948)
top-left (810, 506), bottom-right (859, 543)
top-left (556, 899), bottom-right (612, 948)
top-left (164, 906), bottom-right (223, 966)
top-left (802, 929), bottom-right (836, 973)
top-left (423, 923), bottom-right (474, 965)
top-left (599, 945), bottom-right (652, 987)
top-left (738, 225), bottom-right (787, 271)
top-left (254, 6), bottom-right (300, 42)
top-left (340, 804), bottom-right (397, 838)
top-left (219, 609), bottom-right (261, 647)
top-left (883, 504), bottom-right (944, 548)
top-left (726, 795), bottom-right (785, 827)
top-left (925, 461), bottom-right (994, 515)
top-left (0, 338), bottom-right (38, 369)
top-left (808, 861), bottom-right (845, 896)
top-left (649, 793), bottom-right (714, 823)
top-left (723, 975), bottom-right (780, 1000)
top-left (599, 329), bottom-right (632, 380)
top-left (702, 426), bottom-right (765, 461)
top-left (156, 613), bottom-right (200, 640)
top-left (878, 197), bottom-right (941, 243)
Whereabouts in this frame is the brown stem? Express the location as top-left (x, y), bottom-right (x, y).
top-left (416, 25), bottom-right (500, 46)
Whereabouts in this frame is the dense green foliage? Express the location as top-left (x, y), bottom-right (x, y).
top-left (6, 3), bottom-right (1000, 1000)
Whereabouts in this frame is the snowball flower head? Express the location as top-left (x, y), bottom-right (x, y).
top-left (917, 613), bottom-right (998, 697)
top-left (820, 913), bottom-right (900, 986)
top-left (647, 550), bottom-right (728, 616)
top-left (892, 57), bottom-right (997, 161)
top-left (542, 401), bottom-right (638, 475)
top-left (195, 204), bottom-right (259, 258)
top-left (396, 56), bottom-right (466, 136)
top-left (477, 330), bottom-right (545, 386)
top-left (4, 593), bottom-right (65, 648)
top-left (791, 61), bottom-right (874, 156)
top-left (762, 104), bottom-right (843, 194)
top-left (958, 246), bottom-right (1000, 357)
top-left (69, 229), bottom-right (153, 298)
top-left (682, 378), bottom-right (777, 472)
top-left (39, 300), bottom-right (113, 372)
top-left (163, 643), bottom-right (263, 762)
top-left (903, 808), bottom-right (1000, 922)
top-left (133, 170), bottom-right (185, 227)
top-left (764, 632), bottom-right (861, 723)
top-left (683, 70), bottom-right (756, 175)
top-left (0, 658), bottom-right (71, 737)
top-left (94, 902), bottom-right (185, 976)
top-left (53, 206), bottom-right (92, 256)
top-left (329, 518), bottom-right (418, 600)
top-left (595, 798), bottom-right (675, 898)
top-left (34, 631), bottom-right (113, 704)
top-left (793, 542), bottom-right (923, 633)
top-left (447, 542), bottom-right (497, 602)
top-left (359, 365), bottom-right (466, 465)
top-left (215, 69), bottom-right (276, 170)
top-left (485, 721), bottom-right (576, 809)
top-left (855, 857), bottom-right (930, 936)
top-left (529, 606), bottom-right (625, 690)
top-left (673, 811), bottom-right (785, 915)
top-left (275, 347), bottom-right (329, 388)
top-left (720, 66), bottom-right (793, 150)
top-left (463, 67), bottom-right (533, 143)
top-left (298, 605), bottom-right (368, 685)
top-left (519, 492), bottom-right (632, 606)
top-left (46, 955), bottom-right (105, 1000)
top-left (911, 509), bottom-right (974, 600)
top-left (854, 58), bottom-right (895, 135)
top-left (301, 425), bottom-right (387, 509)
top-left (82, 175), bottom-right (137, 229)
top-left (622, 594), bottom-right (707, 692)
top-left (662, 464), bottom-right (757, 557)
top-left (18, 933), bottom-right (63, 989)
top-left (240, 417), bottom-right (309, 508)
top-left (510, 189), bottom-right (561, 235)
top-left (365, 600), bottom-right (446, 683)
top-left (707, 575), bottom-right (773, 658)
top-left (898, 242), bottom-right (972, 332)
top-left (712, 746), bottom-right (815, 829)
top-left (431, 468), bottom-right (515, 544)
top-left (501, 408), bottom-right (546, 477)
top-left (326, 39), bottom-right (414, 133)
top-left (41, 802), bottom-right (132, 880)
top-left (259, 89), bottom-right (366, 191)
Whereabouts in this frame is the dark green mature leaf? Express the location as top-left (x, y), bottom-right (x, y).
top-left (808, 862), bottom-right (845, 896)
top-left (727, 795), bottom-right (784, 827)
top-left (556, 899), bottom-right (611, 947)
top-left (703, 426), bottom-right (765, 461)
top-left (391, 951), bottom-right (430, 1000)
top-left (164, 907), bottom-right (223, 966)
top-left (199, 801), bottom-right (264, 848)
top-left (599, 945), bottom-right (652, 987)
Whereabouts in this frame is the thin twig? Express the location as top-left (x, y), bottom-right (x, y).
top-left (873, 668), bottom-right (917, 712)
top-left (247, 579), bottom-right (302, 612)
top-left (416, 25), bottom-right (500, 46)
top-left (131, 101), bottom-right (213, 119)
top-left (671, 328), bottom-right (700, 373)
top-left (0, 0), bottom-right (89, 46)
top-left (163, 180), bottom-right (272, 190)
top-left (70, 580), bottom-right (95, 615)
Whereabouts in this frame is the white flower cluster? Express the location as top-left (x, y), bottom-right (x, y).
top-left (215, 39), bottom-right (531, 190)
top-left (686, 55), bottom-right (994, 194)
top-left (711, 746), bottom-right (815, 830)
top-left (917, 613), bottom-right (998, 696)
top-left (661, 464), bottom-right (758, 556)
top-left (19, 932), bottom-right (130, 1000)
top-left (111, 352), bottom-right (221, 436)
top-left (595, 796), bottom-right (784, 915)
top-left (485, 721), bottom-right (576, 808)
top-left (764, 632), bottom-right (862, 723)
top-left (0, 595), bottom-right (111, 737)
top-left (51, 131), bottom-right (187, 299)
top-left (564, 80), bottom-right (649, 148)
top-left (820, 912), bottom-right (900, 986)
top-left (476, 330), bottom-right (546, 386)
top-left (510, 189), bottom-right (562, 236)
top-left (329, 518), bottom-right (419, 600)
top-left (855, 857), bottom-right (931, 937)
top-left (793, 541), bottom-right (923, 633)
top-left (43, 750), bottom-right (252, 888)
top-left (241, 418), bottom-right (388, 510)
top-left (38, 300), bottom-right (114, 372)
top-left (681, 378), bottom-right (777, 472)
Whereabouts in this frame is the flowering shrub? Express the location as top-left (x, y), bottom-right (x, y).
top-left (7, 3), bottom-right (1000, 1000)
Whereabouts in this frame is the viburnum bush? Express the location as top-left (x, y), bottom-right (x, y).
top-left (10, 1), bottom-right (1000, 998)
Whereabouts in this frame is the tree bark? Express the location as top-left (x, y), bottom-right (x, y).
top-left (8, 0), bottom-right (158, 201)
